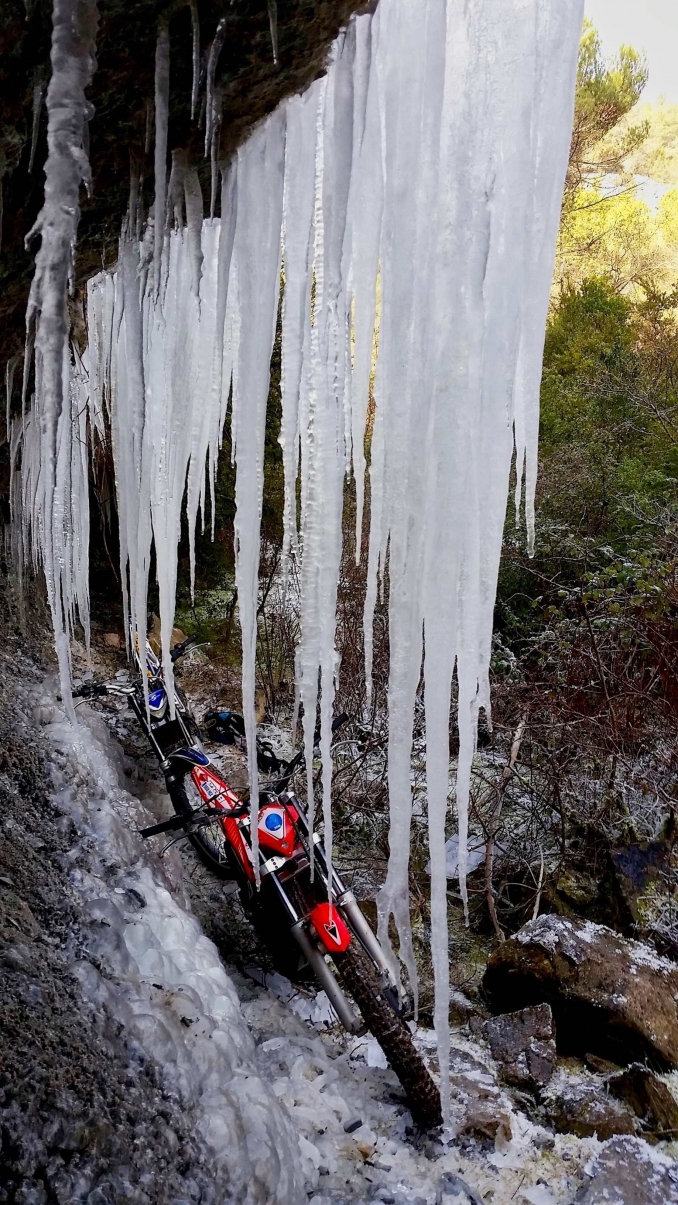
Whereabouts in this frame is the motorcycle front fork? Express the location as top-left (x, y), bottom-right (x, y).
top-left (265, 824), bottom-right (400, 1029)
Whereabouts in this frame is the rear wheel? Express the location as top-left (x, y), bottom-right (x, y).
top-left (334, 942), bottom-right (442, 1130)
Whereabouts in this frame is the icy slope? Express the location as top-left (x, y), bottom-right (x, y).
top-left (36, 683), bottom-right (303, 1205)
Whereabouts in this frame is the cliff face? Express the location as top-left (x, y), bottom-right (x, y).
top-left (0, 0), bottom-right (370, 372)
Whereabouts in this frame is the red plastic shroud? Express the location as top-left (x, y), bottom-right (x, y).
top-left (310, 902), bottom-right (352, 953)
top-left (190, 765), bottom-right (301, 883)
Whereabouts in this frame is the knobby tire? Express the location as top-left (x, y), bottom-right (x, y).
top-left (334, 942), bottom-right (442, 1130)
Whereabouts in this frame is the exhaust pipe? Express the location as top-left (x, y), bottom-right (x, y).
top-left (291, 920), bottom-right (361, 1034)
top-left (336, 890), bottom-right (396, 985)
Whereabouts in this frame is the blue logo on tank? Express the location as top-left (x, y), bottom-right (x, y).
top-left (148, 688), bottom-right (165, 709)
top-left (264, 812), bottom-right (283, 832)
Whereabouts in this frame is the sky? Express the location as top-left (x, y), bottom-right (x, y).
top-left (584, 0), bottom-right (678, 104)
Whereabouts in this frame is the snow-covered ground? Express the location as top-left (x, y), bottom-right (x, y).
top-left (29, 675), bottom-right (678, 1204)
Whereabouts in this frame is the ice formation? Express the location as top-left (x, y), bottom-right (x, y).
top-left (18, 0), bottom-right (584, 1114)
top-left (17, 0), bottom-right (98, 713)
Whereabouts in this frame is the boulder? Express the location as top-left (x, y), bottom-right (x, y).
top-left (482, 1004), bottom-right (556, 1091)
top-left (608, 1064), bottom-right (678, 1142)
top-left (543, 1072), bottom-right (636, 1140)
top-left (575, 1136), bottom-right (678, 1204)
top-left (482, 915), bottom-right (678, 1067)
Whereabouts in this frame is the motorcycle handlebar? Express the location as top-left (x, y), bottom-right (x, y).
top-left (72, 682), bottom-right (108, 699)
top-left (71, 681), bottom-right (136, 699)
top-left (170, 635), bottom-right (197, 663)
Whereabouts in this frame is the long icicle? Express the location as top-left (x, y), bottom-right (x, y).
top-left (153, 24), bottom-right (170, 296)
top-left (231, 111), bottom-right (286, 880)
top-left (189, 0), bottom-right (201, 121)
top-left (21, 0), bottom-right (99, 715)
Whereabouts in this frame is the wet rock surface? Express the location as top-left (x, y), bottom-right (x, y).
top-left (482, 914), bottom-right (678, 1067)
top-left (482, 1005), bottom-right (556, 1091)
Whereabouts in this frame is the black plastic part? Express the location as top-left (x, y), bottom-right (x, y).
top-left (170, 636), bottom-right (197, 663)
top-left (139, 814), bottom-right (189, 839)
top-left (71, 681), bottom-right (108, 699)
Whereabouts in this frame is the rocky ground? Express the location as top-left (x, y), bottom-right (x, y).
top-left (3, 623), bottom-right (678, 1202)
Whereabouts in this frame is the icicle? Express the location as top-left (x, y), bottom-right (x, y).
top-left (27, 0), bottom-right (584, 1131)
top-left (29, 80), bottom-right (47, 173)
top-left (205, 18), bottom-right (227, 158)
top-left (279, 89), bottom-right (317, 574)
top-left (189, 0), bottom-right (200, 121)
top-left (166, 149), bottom-right (186, 228)
top-left (182, 154), bottom-right (205, 295)
top-left (345, 15), bottom-right (382, 559)
top-left (5, 355), bottom-right (20, 443)
top-left (231, 111), bottom-right (285, 879)
top-left (21, 0), bottom-right (98, 713)
top-left (153, 24), bottom-right (170, 296)
top-left (209, 88), bottom-right (222, 219)
top-left (267, 0), bottom-right (278, 66)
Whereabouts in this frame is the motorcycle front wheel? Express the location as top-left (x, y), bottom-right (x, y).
top-left (333, 941), bottom-right (442, 1130)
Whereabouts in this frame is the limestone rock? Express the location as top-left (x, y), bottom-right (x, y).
top-left (482, 1004), bottom-right (556, 1091)
top-left (575, 1136), bottom-right (678, 1203)
top-left (147, 614), bottom-right (187, 657)
top-left (482, 915), bottom-right (678, 1067)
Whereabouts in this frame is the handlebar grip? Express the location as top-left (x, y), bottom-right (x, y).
top-left (72, 682), bottom-right (108, 699)
top-left (139, 814), bottom-right (188, 838)
top-left (170, 636), bottom-right (196, 663)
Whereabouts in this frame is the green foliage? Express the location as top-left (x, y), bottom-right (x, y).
top-left (576, 20), bottom-right (647, 131)
top-left (620, 101), bottom-right (678, 187)
top-left (566, 20), bottom-right (648, 199)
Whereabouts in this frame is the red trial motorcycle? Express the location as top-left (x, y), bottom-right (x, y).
top-left (72, 634), bottom-right (441, 1128)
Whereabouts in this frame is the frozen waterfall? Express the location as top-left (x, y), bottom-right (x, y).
top-left (18, 0), bottom-right (584, 1117)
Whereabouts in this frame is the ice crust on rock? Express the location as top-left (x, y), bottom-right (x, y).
top-left (20, 0), bottom-right (584, 1118)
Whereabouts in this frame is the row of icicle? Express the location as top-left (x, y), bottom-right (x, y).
top-left (15, 0), bottom-right (585, 1121)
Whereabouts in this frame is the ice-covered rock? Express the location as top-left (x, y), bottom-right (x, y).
top-left (608, 1064), bottom-right (678, 1142)
top-left (575, 1135), bottom-right (678, 1203)
top-left (543, 1069), bottom-right (637, 1140)
top-left (483, 1005), bottom-right (556, 1092)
